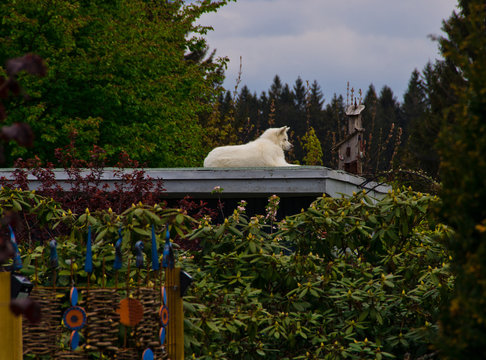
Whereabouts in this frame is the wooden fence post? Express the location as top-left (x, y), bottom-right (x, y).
top-left (0, 272), bottom-right (23, 360)
top-left (166, 267), bottom-right (184, 360)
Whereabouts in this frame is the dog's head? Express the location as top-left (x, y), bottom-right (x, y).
top-left (261, 126), bottom-right (293, 151)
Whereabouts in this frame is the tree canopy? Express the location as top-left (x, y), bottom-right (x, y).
top-left (0, 0), bottom-right (233, 167)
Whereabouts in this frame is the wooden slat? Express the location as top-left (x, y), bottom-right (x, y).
top-left (0, 272), bottom-right (23, 360)
top-left (166, 267), bottom-right (184, 360)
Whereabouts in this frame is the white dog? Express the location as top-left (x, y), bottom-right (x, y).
top-left (203, 126), bottom-right (299, 167)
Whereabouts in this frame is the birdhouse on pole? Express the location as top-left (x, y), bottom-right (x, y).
top-left (334, 86), bottom-right (366, 175)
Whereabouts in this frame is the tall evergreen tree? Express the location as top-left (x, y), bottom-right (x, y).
top-left (279, 83), bottom-right (295, 129)
top-left (258, 91), bottom-right (270, 131)
top-left (401, 68), bottom-right (436, 175)
top-left (362, 84), bottom-right (378, 128)
top-left (361, 85), bottom-right (378, 170)
top-left (401, 69), bottom-right (426, 141)
top-left (324, 94), bottom-right (345, 168)
top-left (436, 1), bottom-right (486, 357)
top-left (307, 81), bottom-right (328, 165)
top-left (236, 86), bottom-right (259, 142)
top-left (269, 75), bottom-right (283, 103)
top-left (220, 91), bottom-right (234, 118)
top-left (403, 60), bottom-right (460, 177)
top-left (293, 77), bottom-right (307, 113)
top-left (370, 86), bottom-right (401, 172)
top-left (309, 81), bottom-right (325, 116)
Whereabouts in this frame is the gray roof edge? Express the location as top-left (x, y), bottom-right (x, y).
top-left (0, 167), bottom-right (390, 196)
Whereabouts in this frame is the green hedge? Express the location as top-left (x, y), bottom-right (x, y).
top-left (3, 188), bottom-right (453, 359)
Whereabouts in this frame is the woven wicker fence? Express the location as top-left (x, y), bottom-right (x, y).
top-left (23, 286), bottom-right (167, 360)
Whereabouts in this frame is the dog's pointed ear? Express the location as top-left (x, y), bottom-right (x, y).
top-left (279, 126), bottom-right (288, 134)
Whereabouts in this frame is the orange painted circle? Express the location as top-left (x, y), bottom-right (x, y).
top-left (159, 305), bottom-right (169, 327)
top-left (116, 298), bottom-right (144, 327)
top-left (63, 306), bottom-right (87, 330)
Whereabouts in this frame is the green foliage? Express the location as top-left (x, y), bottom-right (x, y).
top-left (6, 186), bottom-right (453, 359)
top-left (0, 0), bottom-right (233, 167)
top-left (1, 187), bottom-right (195, 289)
top-left (301, 127), bottom-right (323, 166)
top-left (435, 1), bottom-right (486, 357)
top-left (182, 190), bottom-right (453, 359)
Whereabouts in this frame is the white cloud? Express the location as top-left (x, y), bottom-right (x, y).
top-left (199, 0), bottom-right (457, 101)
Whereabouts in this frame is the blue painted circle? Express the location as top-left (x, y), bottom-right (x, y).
top-left (70, 287), bottom-right (78, 306)
top-left (70, 330), bottom-right (80, 350)
top-left (161, 286), bottom-right (167, 305)
top-left (142, 348), bottom-right (154, 360)
top-left (159, 327), bottom-right (166, 345)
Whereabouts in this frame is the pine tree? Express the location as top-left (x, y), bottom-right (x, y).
top-left (362, 84), bottom-right (378, 130)
top-left (309, 80), bottom-right (325, 117)
top-left (401, 69), bottom-right (426, 141)
top-left (324, 94), bottom-right (345, 168)
top-left (293, 77), bottom-right (307, 112)
top-left (269, 75), bottom-right (283, 102)
top-left (361, 85), bottom-right (378, 173)
top-left (235, 85), bottom-right (258, 142)
top-left (436, 1), bottom-right (486, 357)
top-left (307, 81), bottom-right (327, 165)
top-left (301, 127), bottom-right (323, 166)
top-left (279, 83), bottom-right (295, 129)
top-left (372, 86), bottom-right (401, 172)
top-left (400, 69), bottom-right (429, 173)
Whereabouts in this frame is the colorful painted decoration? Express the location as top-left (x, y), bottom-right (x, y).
top-left (114, 228), bottom-right (123, 270)
top-left (160, 284), bottom-right (168, 345)
top-left (161, 286), bottom-right (167, 305)
top-left (116, 298), bottom-right (144, 327)
top-left (63, 306), bottom-right (87, 330)
top-left (85, 225), bottom-right (93, 273)
top-left (49, 239), bottom-right (58, 268)
top-left (162, 227), bottom-right (174, 269)
top-left (151, 224), bottom-right (159, 271)
top-left (8, 225), bottom-right (22, 270)
top-left (70, 330), bottom-right (80, 350)
top-left (63, 286), bottom-right (86, 350)
top-left (159, 305), bottom-right (169, 327)
top-left (70, 287), bottom-right (78, 306)
top-left (135, 240), bottom-right (144, 268)
top-left (159, 327), bottom-right (166, 345)
top-left (142, 348), bottom-right (154, 360)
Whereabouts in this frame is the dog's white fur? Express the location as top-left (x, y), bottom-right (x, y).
top-left (203, 126), bottom-right (298, 167)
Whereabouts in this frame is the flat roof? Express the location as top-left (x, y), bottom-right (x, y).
top-left (0, 167), bottom-right (389, 199)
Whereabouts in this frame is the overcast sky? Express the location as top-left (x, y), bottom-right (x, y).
top-left (198, 0), bottom-right (458, 103)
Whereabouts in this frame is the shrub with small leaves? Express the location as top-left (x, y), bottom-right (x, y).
top-left (182, 190), bottom-right (453, 359)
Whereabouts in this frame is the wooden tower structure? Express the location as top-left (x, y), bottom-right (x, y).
top-left (334, 87), bottom-right (366, 175)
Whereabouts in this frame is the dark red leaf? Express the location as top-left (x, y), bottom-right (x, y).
top-left (8, 80), bottom-right (21, 96)
top-left (0, 103), bottom-right (5, 121)
top-left (6, 54), bottom-right (47, 77)
top-left (0, 76), bottom-right (9, 99)
top-left (0, 236), bottom-right (14, 264)
top-left (1, 210), bottom-right (21, 228)
top-left (1, 123), bottom-right (34, 147)
top-left (10, 298), bottom-right (42, 324)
